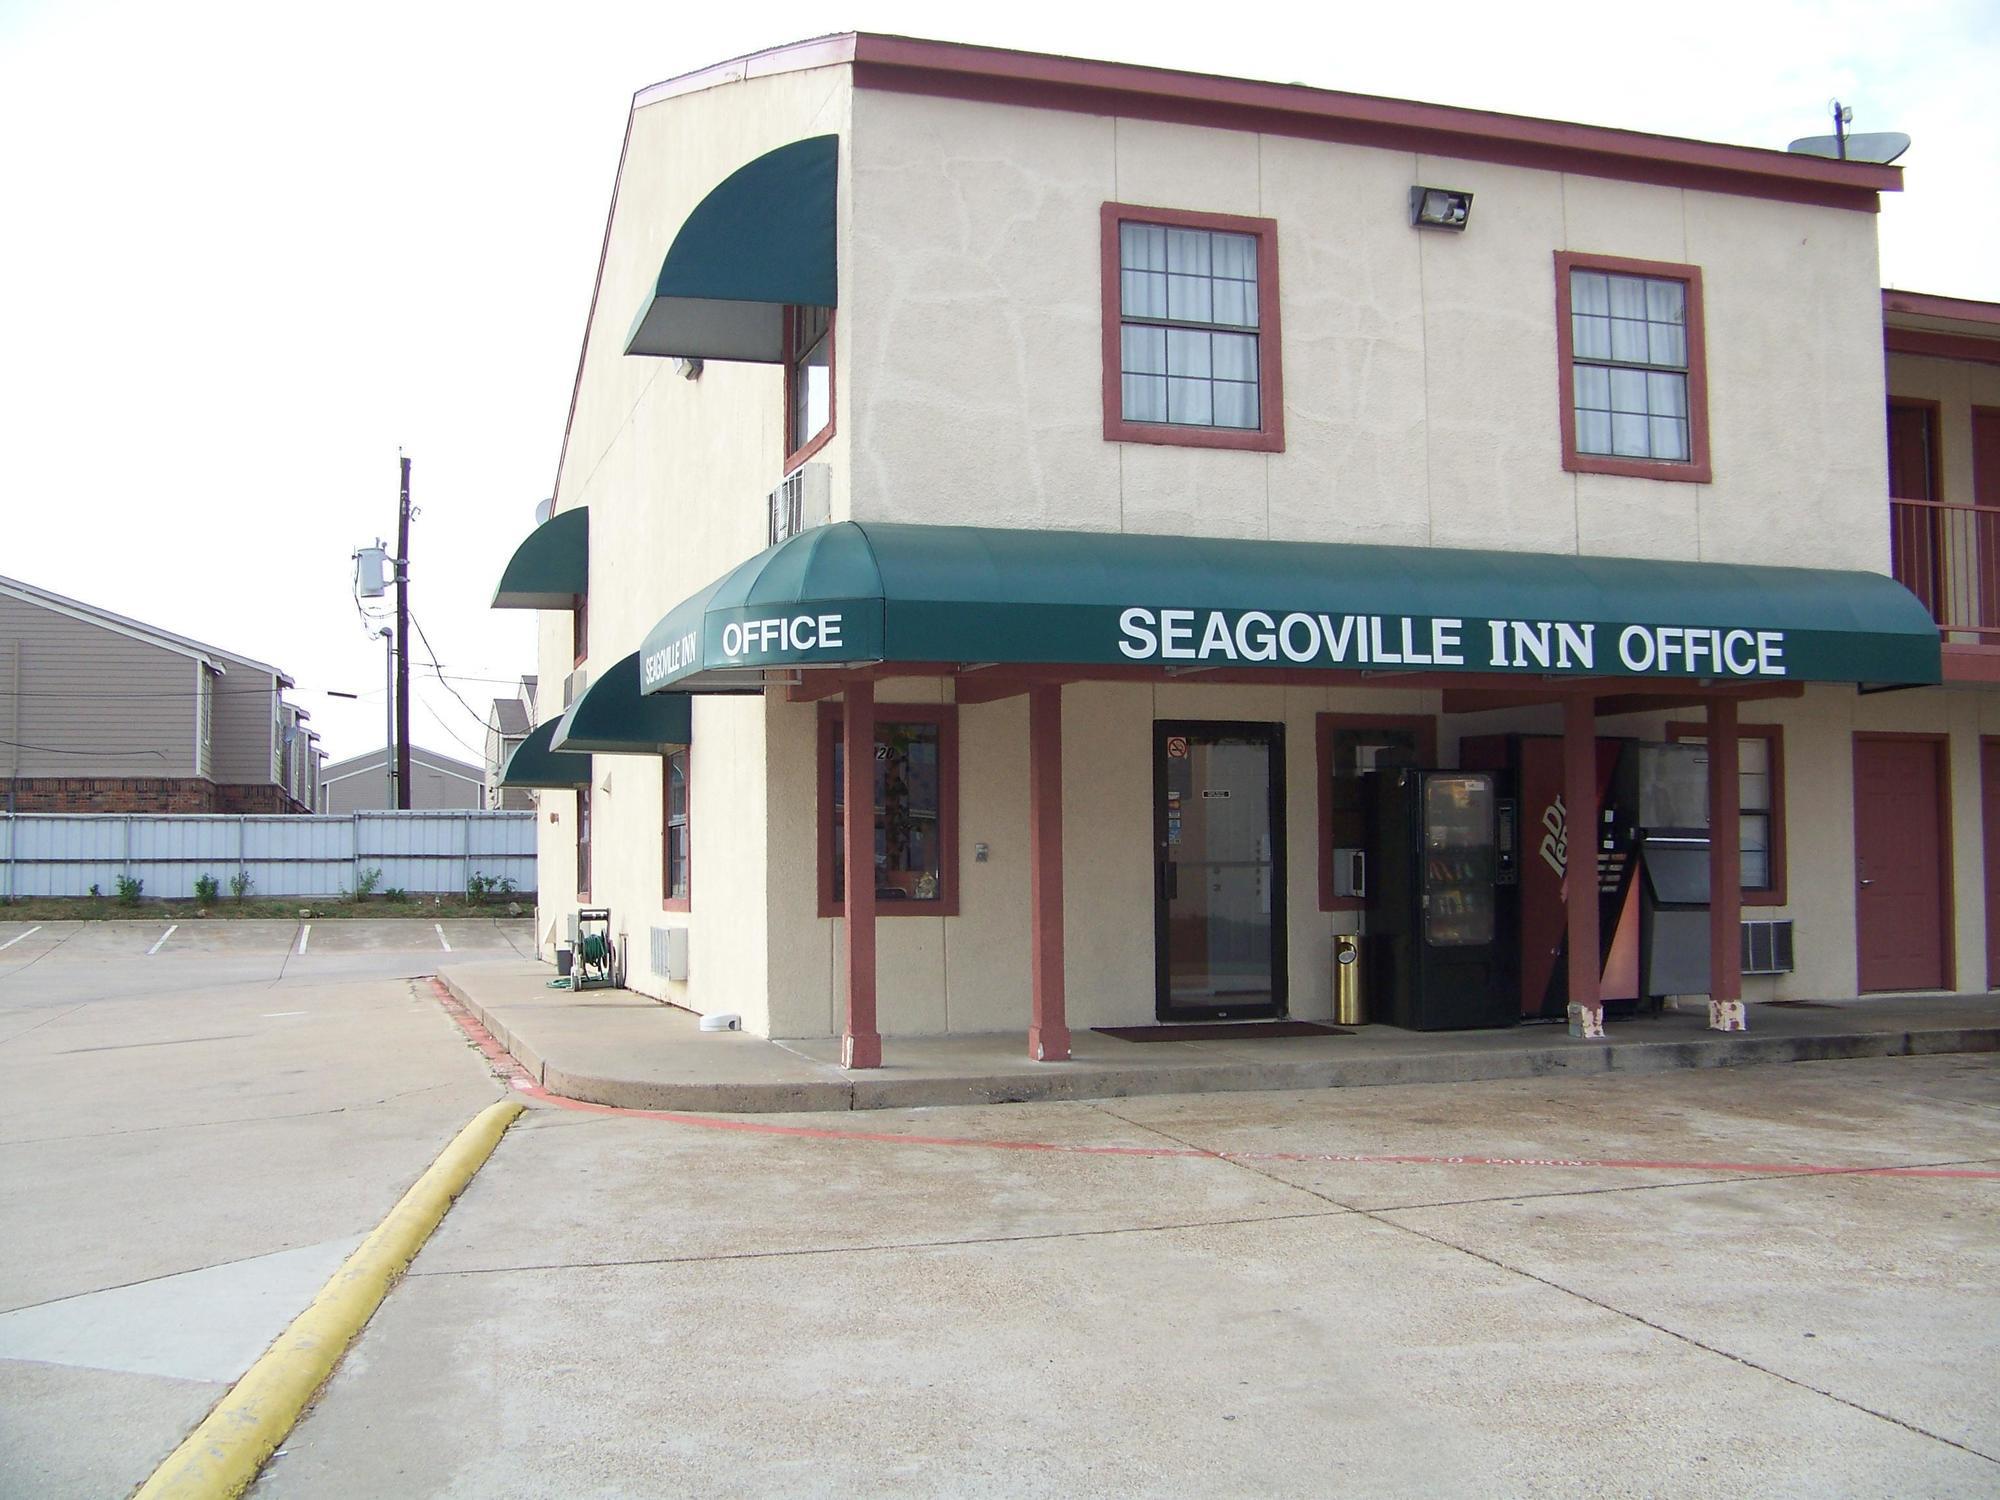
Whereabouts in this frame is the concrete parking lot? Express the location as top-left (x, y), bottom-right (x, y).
top-left (1, 918), bottom-right (1995, 1498)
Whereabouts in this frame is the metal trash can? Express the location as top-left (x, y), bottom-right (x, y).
top-left (555, 944), bottom-right (574, 978)
top-left (1334, 933), bottom-right (1365, 1026)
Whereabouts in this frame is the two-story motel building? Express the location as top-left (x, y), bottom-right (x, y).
top-left (495, 35), bottom-right (1997, 1065)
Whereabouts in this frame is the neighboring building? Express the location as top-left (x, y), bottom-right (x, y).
top-left (484, 686), bottom-right (536, 810)
top-left (0, 572), bottom-right (312, 813)
top-left (317, 744), bottom-right (487, 814)
top-left (494, 36), bottom-right (1992, 1066)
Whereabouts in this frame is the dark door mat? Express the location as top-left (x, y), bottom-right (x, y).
top-left (1764, 1000), bottom-right (1838, 1009)
top-left (1095, 1021), bottom-right (1354, 1042)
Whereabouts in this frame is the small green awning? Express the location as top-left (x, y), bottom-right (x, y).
top-left (498, 718), bottom-right (592, 789)
top-left (550, 651), bottom-right (692, 754)
top-left (492, 507), bottom-right (588, 610)
top-left (624, 135), bottom-right (838, 364)
top-left (638, 523), bottom-right (1942, 693)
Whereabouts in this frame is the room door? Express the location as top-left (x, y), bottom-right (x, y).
top-left (1984, 738), bottom-right (2000, 990)
top-left (1154, 722), bottom-right (1286, 1020)
top-left (1853, 736), bottom-right (1951, 992)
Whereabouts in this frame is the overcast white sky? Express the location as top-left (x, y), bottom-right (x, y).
top-left (3, 0), bottom-right (1995, 766)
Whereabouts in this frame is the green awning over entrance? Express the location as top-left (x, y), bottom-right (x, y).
top-left (624, 135), bottom-right (839, 364)
top-left (492, 507), bottom-right (588, 610)
top-left (551, 652), bottom-right (692, 754)
top-left (498, 718), bottom-right (592, 789)
top-left (638, 523), bottom-right (1943, 693)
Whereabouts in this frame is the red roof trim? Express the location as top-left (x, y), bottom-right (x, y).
top-left (1883, 289), bottom-right (2000, 328)
top-left (1885, 327), bottom-right (2000, 367)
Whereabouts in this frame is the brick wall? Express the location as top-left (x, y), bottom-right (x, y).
top-left (214, 783), bottom-right (309, 815)
top-left (0, 777), bottom-right (219, 813)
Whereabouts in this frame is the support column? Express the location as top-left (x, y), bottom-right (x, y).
top-left (1707, 698), bottom-right (1746, 1032)
top-left (841, 678), bottom-right (881, 1069)
top-left (1027, 683), bottom-right (1070, 1062)
top-left (1563, 693), bottom-right (1605, 1039)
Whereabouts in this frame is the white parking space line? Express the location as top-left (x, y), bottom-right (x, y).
top-left (0, 926), bottom-right (43, 952)
top-left (434, 924), bottom-right (452, 952)
top-left (296, 924), bottom-right (311, 956)
top-left (262, 1011), bottom-right (308, 1018)
top-left (147, 925), bottom-right (178, 956)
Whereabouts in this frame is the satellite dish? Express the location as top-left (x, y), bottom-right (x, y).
top-left (1787, 131), bottom-right (1911, 164)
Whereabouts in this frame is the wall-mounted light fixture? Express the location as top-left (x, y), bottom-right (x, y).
top-left (1409, 186), bottom-right (1473, 231)
top-left (673, 357), bottom-right (705, 381)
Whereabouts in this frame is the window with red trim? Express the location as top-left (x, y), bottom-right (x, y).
top-left (817, 704), bottom-right (959, 917)
top-left (571, 592), bottom-right (588, 668)
top-left (1101, 203), bottom-right (1283, 452)
top-left (662, 749), bottom-right (690, 910)
top-left (784, 305), bottom-right (834, 468)
top-left (1666, 722), bottom-right (1785, 905)
top-left (1316, 713), bottom-right (1437, 911)
top-left (575, 783), bottom-right (592, 899)
top-left (1555, 252), bottom-right (1710, 483)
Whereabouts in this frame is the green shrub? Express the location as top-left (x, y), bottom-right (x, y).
top-left (384, 887), bottom-right (409, 903)
top-left (115, 875), bottom-right (143, 906)
top-left (229, 870), bottom-right (253, 901)
top-left (354, 866), bottom-right (383, 899)
top-left (194, 874), bottom-right (220, 904)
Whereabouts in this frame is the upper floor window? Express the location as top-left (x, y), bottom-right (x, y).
top-left (785, 305), bottom-right (834, 467)
top-left (575, 783), bottom-right (592, 899)
top-left (1101, 204), bottom-right (1284, 452)
top-left (1555, 252), bottom-right (1711, 483)
top-left (571, 592), bottom-right (588, 667)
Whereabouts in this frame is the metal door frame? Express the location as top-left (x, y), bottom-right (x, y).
top-left (1152, 720), bottom-right (1287, 1022)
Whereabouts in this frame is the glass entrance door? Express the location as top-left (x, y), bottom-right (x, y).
top-left (1154, 721), bottom-right (1286, 1020)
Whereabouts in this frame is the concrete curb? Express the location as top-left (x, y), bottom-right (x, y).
top-left (483, 1021), bottom-right (2000, 1115)
top-left (133, 1097), bottom-right (526, 1500)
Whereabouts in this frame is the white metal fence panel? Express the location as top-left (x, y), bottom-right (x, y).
top-left (0, 811), bottom-right (536, 899)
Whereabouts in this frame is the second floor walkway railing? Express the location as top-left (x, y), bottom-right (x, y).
top-left (1890, 496), bottom-right (2000, 647)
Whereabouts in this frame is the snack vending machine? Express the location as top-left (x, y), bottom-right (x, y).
top-left (1363, 769), bottom-right (1513, 1030)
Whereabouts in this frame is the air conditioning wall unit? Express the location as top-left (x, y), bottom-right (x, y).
top-left (1740, 918), bottom-right (1795, 975)
top-left (769, 462), bottom-right (832, 546)
top-left (651, 924), bottom-right (691, 981)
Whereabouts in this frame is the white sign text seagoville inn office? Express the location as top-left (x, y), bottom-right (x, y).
top-left (495, 35), bottom-right (1996, 1068)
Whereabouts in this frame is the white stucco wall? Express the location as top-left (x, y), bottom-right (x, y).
top-left (845, 90), bottom-right (1891, 573)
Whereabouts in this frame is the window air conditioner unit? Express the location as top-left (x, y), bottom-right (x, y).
top-left (769, 463), bottom-right (831, 547)
top-left (1740, 918), bottom-right (1795, 976)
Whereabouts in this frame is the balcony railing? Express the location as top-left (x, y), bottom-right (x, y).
top-left (1890, 497), bottom-right (2000, 646)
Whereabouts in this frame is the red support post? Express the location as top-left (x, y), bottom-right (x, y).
top-left (1707, 698), bottom-right (1746, 1032)
top-left (842, 678), bottom-right (881, 1069)
top-left (1027, 684), bottom-right (1070, 1061)
top-left (1563, 693), bottom-right (1605, 1039)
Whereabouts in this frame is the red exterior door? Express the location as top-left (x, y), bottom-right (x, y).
top-left (1853, 737), bottom-right (1950, 992)
top-left (1984, 739), bottom-right (2000, 989)
top-left (1887, 401), bottom-right (1941, 617)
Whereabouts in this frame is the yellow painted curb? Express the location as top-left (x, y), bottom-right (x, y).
top-left (134, 1097), bottom-right (527, 1500)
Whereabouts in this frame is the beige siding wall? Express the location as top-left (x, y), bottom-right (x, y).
top-left (211, 666), bottom-right (277, 784)
top-left (1886, 352), bottom-right (2000, 506)
top-left (321, 755), bottom-right (483, 814)
top-left (846, 92), bottom-right (1891, 574)
top-left (0, 593), bottom-right (200, 777)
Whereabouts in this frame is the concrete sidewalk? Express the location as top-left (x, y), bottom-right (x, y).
top-left (438, 961), bottom-right (2000, 1113)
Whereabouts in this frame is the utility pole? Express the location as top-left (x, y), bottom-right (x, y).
top-left (395, 454), bottom-right (412, 810)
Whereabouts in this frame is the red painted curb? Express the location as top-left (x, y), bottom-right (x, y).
top-left (431, 981), bottom-right (2000, 1183)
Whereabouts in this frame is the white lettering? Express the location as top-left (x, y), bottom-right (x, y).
top-left (1160, 609), bottom-right (1196, 660)
top-left (1320, 614), bottom-right (1358, 663)
top-left (1510, 621), bottom-right (1552, 670)
top-left (1237, 611), bottom-right (1278, 663)
top-left (1684, 629), bottom-right (1711, 672)
top-left (1619, 625), bottom-right (1655, 672)
top-left (1555, 623), bottom-right (1594, 671)
top-left (1119, 607), bottom-right (1158, 660)
top-left (722, 621), bottom-right (745, 658)
top-left (1431, 618), bottom-right (1465, 666)
top-left (1722, 629), bottom-right (1756, 675)
top-left (1400, 617), bottom-right (1432, 665)
top-left (794, 615), bottom-right (817, 650)
top-left (1199, 612), bottom-right (1238, 660)
top-left (1488, 620), bottom-right (1509, 667)
top-left (819, 614), bottom-right (842, 651)
top-left (1369, 616), bottom-right (1401, 664)
top-left (1657, 625), bottom-right (1684, 670)
top-left (1756, 631), bottom-right (1786, 676)
top-left (1280, 613), bottom-right (1321, 663)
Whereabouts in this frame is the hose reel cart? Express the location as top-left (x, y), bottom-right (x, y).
top-left (573, 907), bottom-right (616, 990)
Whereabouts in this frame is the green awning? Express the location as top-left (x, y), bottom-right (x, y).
top-left (550, 651), bottom-right (692, 754)
top-left (498, 718), bottom-right (591, 789)
top-left (638, 523), bottom-right (1942, 693)
top-left (624, 135), bottom-right (838, 364)
top-left (492, 507), bottom-right (588, 610)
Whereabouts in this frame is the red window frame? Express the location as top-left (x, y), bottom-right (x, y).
top-left (816, 702), bottom-right (959, 918)
top-left (1554, 251), bottom-right (1712, 484)
top-left (1316, 713), bottom-right (1438, 912)
top-left (783, 305), bottom-right (837, 471)
top-left (662, 747), bottom-right (690, 912)
top-left (1666, 721), bottom-right (1786, 906)
top-left (1100, 202), bottom-right (1285, 453)
top-left (574, 782), bottom-right (592, 900)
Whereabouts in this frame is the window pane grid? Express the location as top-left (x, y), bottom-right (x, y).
top-left (1120, 221), bottom-right (1261, 431)
top-left (1570, 268), bottom-right (1691, 462)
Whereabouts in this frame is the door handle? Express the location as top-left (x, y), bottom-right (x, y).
top-left (1859, 878), bottom-right (1874, 887)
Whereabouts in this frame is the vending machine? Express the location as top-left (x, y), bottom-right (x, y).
top-left (1363, 769), bottom-right (1513, 1030)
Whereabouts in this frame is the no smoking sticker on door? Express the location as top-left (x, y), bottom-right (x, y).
top-left (1167, 736), bottom-right (1188, 759)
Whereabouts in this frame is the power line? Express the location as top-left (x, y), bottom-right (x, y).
top-left (408, 612), bottom-right (492, 733)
